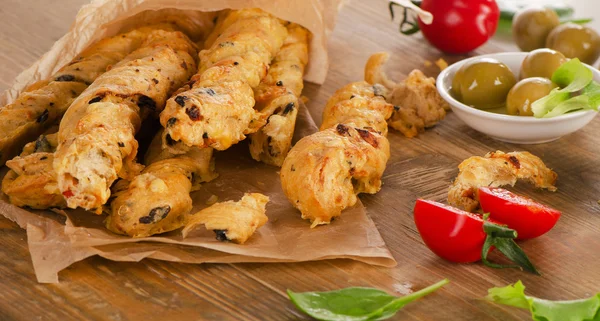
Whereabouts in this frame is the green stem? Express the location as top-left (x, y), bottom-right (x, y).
top-left (481, 222), bottom-right (541, 275)
top-left (483, 222), bottom-right (518, 238)
top-left (369, 279), bottom-right (450, 317)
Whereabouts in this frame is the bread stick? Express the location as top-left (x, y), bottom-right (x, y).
top-left (160, 9), bottom-right (288, 152)
top-left (54, 29), bottom-right (198, 212)
top-left (2, 132), bottom-right (64, 209)
top-left (280, 56), bottom-right (394, 227)
top-left (0, 26), bottom-right (174, 165)
top-left (106, 130), bottom-right (216, 237)
top-left (248, 23), bottom-right (309, 166)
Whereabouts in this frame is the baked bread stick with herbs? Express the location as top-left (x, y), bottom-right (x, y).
top-left (0, 26), bottom-right (176, 166)
top-left (54, 29), bottom-right (198, 213)
top-left (107, 130), bottom-right (217, 237)
top-left (1, 131), bottom-right (65, 209)
top-left (281, 61), bottom-right (394, 227)
top-left (160, 9), bottom-right (288, 152)
top-left (249, 23), bottom-right (310, 166)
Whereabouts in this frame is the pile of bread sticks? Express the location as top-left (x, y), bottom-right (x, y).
top-left (1, 8), bottom-right (449, 243)
top-left (1, 9), bottom-right (308, 243)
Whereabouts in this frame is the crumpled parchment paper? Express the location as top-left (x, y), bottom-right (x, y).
top-left (0, 0), bottom-right (396, 283)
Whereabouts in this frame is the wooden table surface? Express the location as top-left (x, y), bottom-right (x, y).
top-left (2, 1), bottom-right (600, 320)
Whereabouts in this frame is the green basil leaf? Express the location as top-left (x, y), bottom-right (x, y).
top-left (288, 279), bottom-right (449, 321)
top-left (487, 281), bottom-right (600, 321)
top-left (532, 58), bottom-right (593, 117)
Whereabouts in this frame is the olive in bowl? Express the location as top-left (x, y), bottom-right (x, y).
top-left (546, 23), bottom-right (600, 65)
top-left (520, 48), bottom-right (567, 79)
top-left (437, 52), bottom-right (599, 144)
top-left (451, 58), bottom-right (516, 110)
top-left (507, 77), bottom-right (557, 116)
top-left (512, 7), bottom-right (560, 52)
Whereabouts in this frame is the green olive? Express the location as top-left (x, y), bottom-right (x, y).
top-left (452, 58), bottom-right (517, 110)
top-left (506, 77), bottom-right (557, 116)
top-left (513, 7), bottom-right (560, 52)
top-left (546, 23), bottom-right (600, 64)
top-left (451, 67), bottom-right (464, 101)
top-left (520, 48), bottom-right (568, 79)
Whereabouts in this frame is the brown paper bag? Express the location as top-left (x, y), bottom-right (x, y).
top-left (0, 0), bottom-right (397, 283)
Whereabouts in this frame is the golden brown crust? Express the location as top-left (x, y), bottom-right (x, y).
top-left (106, 148), bottom-right (217, 238)
top-left (0, 81), bottom-right (86, 165)
top-left (160, 9), bottom-right (288, 151)
top-left (364, 52), bottom-right (397, 89)
top-left (182, 193), bottom-right (269, 244)
top-left (0, 25), bottom-right (179, 167)
top-left (320, 82), bottom-right (393, 135)
top-left (386, 70), bottom-right (448, 137)
top-left (364, 53), bottom-right (449, 138)
top-left (281, 124), bottom-right (390, 227)
top-left (249, 23), bottom-right (310, 166)
top-left (55, 30), bottom-right (198, 212)
top-left (2, 133), bottom-right (65, 209)
top-left (107, 128), bottom-right (216, 238)
top-left (448, 151), bottom-right (558, 212)
top-left (53, 26), bottom-right (166, 85)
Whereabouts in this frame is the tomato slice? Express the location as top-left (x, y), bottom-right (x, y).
top-left (413, 199), bottom-right (487, 263)
top-left (478, 187), bottom-right (561, 240)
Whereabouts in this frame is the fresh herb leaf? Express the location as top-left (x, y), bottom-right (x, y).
top-left (487, 281), bottom-right (600, 321)
top-left (287, 279), bottom-right (449, 321)
top-left (532, 58), bottom-right (594, 117)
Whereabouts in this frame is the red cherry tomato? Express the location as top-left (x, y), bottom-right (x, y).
top-left (414, 199), bottom-right (490, 263)
top-left (418, 0), bottom-right (500, 54)
top-left (478, 187), bottom-right (561, 240)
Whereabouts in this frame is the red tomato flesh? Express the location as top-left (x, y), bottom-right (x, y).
top-left (418, 0), bottom-right (500, 54)
top-left (478, 187), bottom-right (561, 240)
top-left (414, 199), bottom-right (488, 263)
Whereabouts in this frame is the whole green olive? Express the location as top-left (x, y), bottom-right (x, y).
top-left (452, 58), bottom-right (517, 110)
top-left (546, 23), bottom-right (600, 64)
top-left (506, 77), bottom-right (557, 116)
top-left (451, 67), bottom-right (464, 101)
top-left (520, 48), bottom-right (568, 79)
top-left (513, 7), bottom-right (560, 52)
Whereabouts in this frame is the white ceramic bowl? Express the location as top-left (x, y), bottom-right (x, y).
top-left (437, 52), bottom-right (599, 144)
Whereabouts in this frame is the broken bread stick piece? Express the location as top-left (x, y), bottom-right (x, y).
top-left (364, 52), bottom-right (449, 138)
top-left (106, 131), bottom-right (217, 238)
top-left (2, 132), bottom-right (65, 209)
top-left (182, 193), bottom-right (269, 244)
top-left (448, 151), bottom-right (558, 212)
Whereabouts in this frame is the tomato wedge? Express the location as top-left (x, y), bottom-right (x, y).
top-left (414, 199), bottom-right (488, 263)
top-left (413, 199), bottom-right (540, 274)
top-left (478, 187), bottom-right (561, 240)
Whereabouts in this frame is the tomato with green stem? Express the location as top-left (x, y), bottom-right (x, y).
top-left (478, 187), bottom-right (561, 240)
top-left (389, 0), bottom-right (500, 54)
top-left (413, 199), bottom-right (540, 274)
